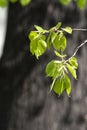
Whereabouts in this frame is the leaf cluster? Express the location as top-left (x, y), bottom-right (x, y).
top-left (29, 23), bottom-right (72, 58)
top-left (29, 22), bottom-right (78, 96)
top-left (0, 0), bottom-right (86, 8)
top-left (0, 0), bottom-right (31, 7)
top-left (59, 0), bottom-right (87, 9)
top-left (46, 57), bottom-right (78, 96)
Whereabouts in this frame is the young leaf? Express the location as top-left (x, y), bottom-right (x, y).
top-left (46, 60), bottom-right (63, 79)
top-left (46, 33), bottom-right (53, 49)
top-left (66, 63), bottom-right (77, 79)
top-left (35, 39), bottom-right (47, 59)
top-left (77, 0), bottom-right (86, 9)
top-left (30, 34), bottom-right (47, 59)
top-left (46, 60), bottom-right (57, 78)
top-left (54, 51), bottom-right (66, 58)
top-left (56, 22), bottom-right (62, 29)
top-left (30, 39), bottom-right (37, 55)
top-left (62, 27), bottom-right (72, 34)
top-left (19, 0), bottom-right (31, 6)
top-left (53, 79), bottom-right (64, 96)
top-left (0, 0), bottom-right (7, 7)
top-left (53, 78), bottom-right (65, 96)
top-left (59, 0), bottom-right (71, 5)
top-left (51, 32), bottom-right (58, 43)
top-left (39, 34), bottom-right (46, 41)
top-left (53, 35), bottom-right (66, 52)
top-left (29, 31), bottom-right (38, 41)
top-left (53, 74), bottom-right (71, 96)
top-left (64, 75), bottom-right (71, 96)
top-left (69, 57), bottom-right (78, 69)
top-left (50, 26), bottom-right (55, 31)
top-left (34, 25), bottom-right (44, 32)
top-left (60, 36), bottom-right (67, 52)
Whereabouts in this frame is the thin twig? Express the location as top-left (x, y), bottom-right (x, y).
top-left (65, 40), bottom-right (87, 63)
top-left (73, 29), bottom-right (87, 31)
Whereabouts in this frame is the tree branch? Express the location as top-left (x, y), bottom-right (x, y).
top-left (73, 28), bottom-right (87, 31)
top-left (65, 40), bottom-right (87, 63)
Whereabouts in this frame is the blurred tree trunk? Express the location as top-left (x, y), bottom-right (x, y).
top-left (0, 1), bottom-right (87, 130)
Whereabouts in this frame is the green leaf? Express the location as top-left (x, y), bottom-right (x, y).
top-left (34, 25), bottom-right (44, 32)
top-left (77, 0), bottom-right (86, 9)
top-left (46, 33), bottom-right (52, 49)
top-left (53, 75), bottom-right (71, 96)
top-left (29, 31), bottom-right (38, 41)
top-left (39, 34), bottom-right (46, 41)
top-left (46, 60), bottom-right (57, 78)
top-left (35, 39), bottom-right (47, 59)
top-left (53, 78), bottom-right (65, 96)
top-left (0, 0), bottom-right (7, 7)
top-left (51, 32), bottom-right (58, 43)
top-left (38, 39), bottom-right (47, 48)
top-left (46, 60), bottom-right (63, 79)
top-left (59, 0), bottom-right (71, 5)
top-left (64, 75), bottom-right (71, 96)
top-left (19, 0), bottom-right (31, 6)
top-left (54, 51), bottom-right (66, 58)
top-left (29, 33), bottom-right (47, 58)
top-left (30, 39), bottom-right (37, 55)
top-left (69, 57), bottom-right (78, 69)
top-left (67, 63), bottom-right (77, 79)
top-left (53, 35), bottom-right (67, 52)
top-left (62, 27), bottom-right (72, 34)
top-left (60, 36), bottom-right (67, 52)
top-left (50, 26), bottom-right (55, 31)
top-left (56, 22), bottom-right (62, 29)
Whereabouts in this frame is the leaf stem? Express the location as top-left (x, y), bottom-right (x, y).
top-left (65, 39), bottom-right (87, 63)
top-left (50, 78), bottom-right (56, 91)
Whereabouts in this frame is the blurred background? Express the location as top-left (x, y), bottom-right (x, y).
top-left (0, 0), bottom-right (87, 130)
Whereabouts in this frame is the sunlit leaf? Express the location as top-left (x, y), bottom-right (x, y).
top-left (20, 0), bottom-right (31, 6)
top-left (69, 57), bottom-right (78, 69)
top-left (46, 60), bottom-right (57, 78)
top-left (51, 32), bottom-right (58, 43)
top-left (46, 60), bottom-right (63, 79)
top-left (39, 34), bottom-right (46, 41)
top-left (54, 51), bottom-right (66, 58)
top-left (30, 35), bottom-right (47, 58)
top-left (56, 22), bottom-right (62, 29)
top-left (53, 74), bottom-right (71, 96)
top-left (67, 63), bottom-right (77, 79)
top-left (59, 0), bottom-right (71, 5)
top-left (64, 75), bottom-right (71, 95)
top-left (46, 33), bottom-right (52, 49)
top-left (35, 39), bottom-right (47, 59)
top-left (53, 35), bottom-right (67, 52)
top-left (62, 27), bottom-right (72, 34)
top-left (53, 78), bottom-right (65, 96)
top-left (0, 0), bottom-right (7, 7)
top-left (30, 39), bottom-right (37, 55)
top-left (60, 36), bottom-right (67, 52)
top-left (34, 25), bottom-right (44, 32)
top-left (77, 0), bottom-right (86, 9)
top-left (29, 31), bottom-right (38, 41)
